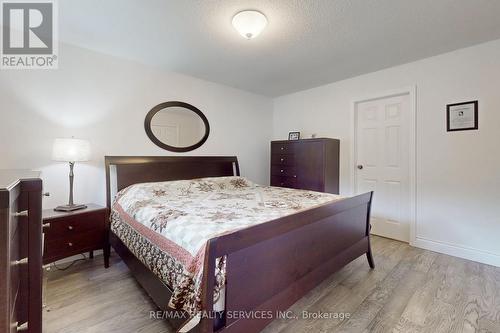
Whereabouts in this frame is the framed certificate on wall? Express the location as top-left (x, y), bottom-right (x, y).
top-left (446, 100), bottom-right (478, 132)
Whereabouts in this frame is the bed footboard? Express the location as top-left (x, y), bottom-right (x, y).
top-left (200, 192), bottom-right (374, 333)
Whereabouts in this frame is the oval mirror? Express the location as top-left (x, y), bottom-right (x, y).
top-left (144, 101), bottom-right (210, 152)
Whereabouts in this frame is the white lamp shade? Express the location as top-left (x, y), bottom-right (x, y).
top-left (52, 138), bottom-right (91, 162)
top-left (232, 10), bottom-right (268, 39)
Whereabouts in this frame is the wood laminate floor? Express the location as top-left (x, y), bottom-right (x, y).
top-left (43, 236), bottom-right (500, 333)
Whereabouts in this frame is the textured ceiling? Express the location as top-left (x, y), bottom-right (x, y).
top-left (59, 0), bottom-right (500, 96)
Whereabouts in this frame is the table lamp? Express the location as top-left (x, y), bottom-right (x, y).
top-left (52, 138), bottom-right (91, 212)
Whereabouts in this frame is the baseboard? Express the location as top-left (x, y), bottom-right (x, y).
top-left (412, 237), bottom-right (500, 267)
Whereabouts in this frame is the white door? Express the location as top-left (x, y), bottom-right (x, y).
top-left (355, 94), bottom-right (410, 242)
top-left (152, 124), bottom-right (180, 146)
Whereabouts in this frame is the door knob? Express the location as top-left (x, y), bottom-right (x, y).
top-left (357, 165), bottom-right (363, 170)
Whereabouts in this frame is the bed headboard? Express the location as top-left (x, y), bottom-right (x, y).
top-left (105, 156), bottom-right (240, 208)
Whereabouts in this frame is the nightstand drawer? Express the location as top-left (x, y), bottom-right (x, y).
top-left (44, 212), bottom-right (104, 240)
top-left (42, 204), bottom-right (108, 266)
top-left (44, 230), bottom-right (103, 262)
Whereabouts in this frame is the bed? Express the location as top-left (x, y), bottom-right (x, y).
top-left (104, 156), bottom-right (374, 333)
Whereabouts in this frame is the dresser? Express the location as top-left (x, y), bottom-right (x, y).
top-left (270, 138), bottom-right (340, 194)
top-left (0, 171), bottom-right (43, 333)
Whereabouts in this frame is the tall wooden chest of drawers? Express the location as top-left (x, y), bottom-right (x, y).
top-left (270, 138), bottom-right (340, 194)
top-left (0, 171), bottom-right (42, 333)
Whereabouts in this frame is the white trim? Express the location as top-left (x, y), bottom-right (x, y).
top-left (414, 237), bottom-right (500, 267)
top-left (350, 86), bottom-right (417, 244)
top-left (350, 87), bottom-right (500, 267)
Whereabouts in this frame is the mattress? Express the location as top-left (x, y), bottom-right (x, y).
top-left (110, 176), bottom-right (341, 331)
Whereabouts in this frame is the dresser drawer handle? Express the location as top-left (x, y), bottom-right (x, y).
top-left (68, 225), bottom-right (74, 230)
top-left (280, 169), bottom-right (284, 173)
top-left (14, 321), bottom-right (28, 332)
top-left (68, 242), bottom-right (73, 247)
top-left (280, 158), bottom-right (284, 162)
top-left (293, 175), bottom-right (297, 178)
top-left (13, 257), bottom-right (28, 266)
top-left (17, 322), bottom-right (28, 331)
top-left (280, 147), bottom-right (284, 150)
top-left (13, 210), bottom-right (28, 218)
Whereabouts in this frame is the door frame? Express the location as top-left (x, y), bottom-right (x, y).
top-left (350, 86), bottom-right (417, 244)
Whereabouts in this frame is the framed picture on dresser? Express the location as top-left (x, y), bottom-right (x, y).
top-left (288, 131), bottom-right (300, 140)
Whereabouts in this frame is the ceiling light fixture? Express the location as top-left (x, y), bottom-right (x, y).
top-left (232, 10), bottom-right (267, 39)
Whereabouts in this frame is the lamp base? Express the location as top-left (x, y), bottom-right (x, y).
top-left (54, 204), bottom-right (87, 212)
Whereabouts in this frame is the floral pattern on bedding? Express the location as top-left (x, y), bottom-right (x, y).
top-left (110, 176), bottom-right (341, 323)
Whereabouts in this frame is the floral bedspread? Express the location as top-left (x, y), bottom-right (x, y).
top-left (110, 176), bottom-right (341, 330)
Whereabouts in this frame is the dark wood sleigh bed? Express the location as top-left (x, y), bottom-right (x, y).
top-left (104, 156), bottom-right (374, 333)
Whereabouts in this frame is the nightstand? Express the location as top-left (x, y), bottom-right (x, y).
top-left (42, 204), bottom-right (109, 267)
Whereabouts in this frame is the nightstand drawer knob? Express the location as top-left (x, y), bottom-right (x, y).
top-left (280, 158), bottom-right (284, 162)
top-left (68, 226), bottom-right (74, 230)
top-left (68, 242), bottom-right (73, 247)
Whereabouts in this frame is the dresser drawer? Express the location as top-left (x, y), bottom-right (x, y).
top-left (271, 142), bottom-right (295, 155)
top-left (271, 165), bottom-right (297, 177)
top-left (44, 230), bottom-right (103, 262)
top-left (10, 223), bottom-right (21, 320)
top-left (271, 175), bottom-right (297, 189)
top-left (44, 213), bottom-right (104, 240)
top-left (271, 154), bottom-right (295, 166)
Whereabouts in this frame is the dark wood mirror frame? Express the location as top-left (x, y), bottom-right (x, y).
top-left (144, 101), bottom-right (210, 153)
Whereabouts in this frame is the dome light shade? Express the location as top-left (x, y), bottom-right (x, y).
top-left (232, 10), bottom-right (267, 39)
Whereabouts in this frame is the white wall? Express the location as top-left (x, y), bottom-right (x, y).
top-left (0, 43), bottom-right (273, 209)
top-left (273, 39), bottom-right (500, 266)
top-left (2, 38), bottom-right (499, 267)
